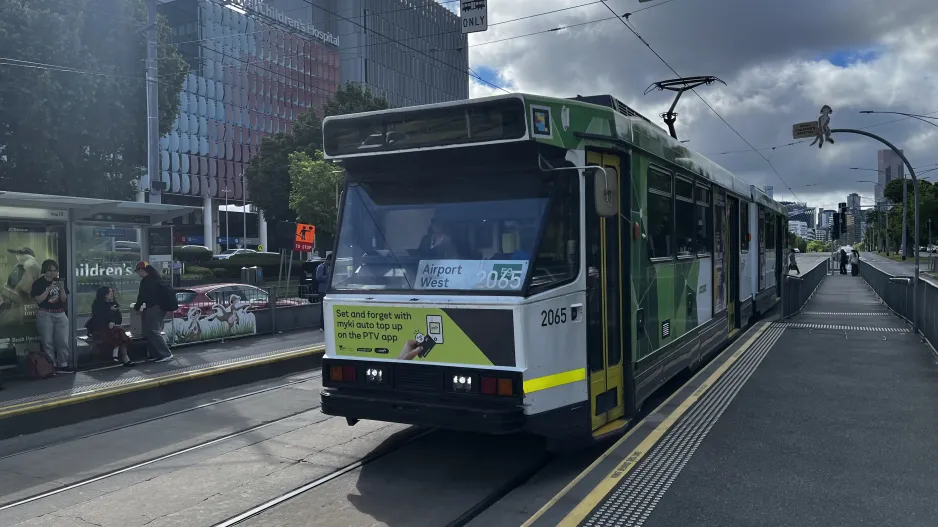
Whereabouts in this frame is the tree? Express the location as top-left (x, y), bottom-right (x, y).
top-left (0, 0), bottom-right (188, 200)
top-left (288, 151), bottom-right (342, 237)
top-left (245, 82), bottom-right (390, 222)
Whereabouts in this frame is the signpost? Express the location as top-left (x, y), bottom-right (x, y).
top-left (294, 223), bottom-right (315, 252)
top-left (792, 121), bottom-right (819, 140)
top-left (461, 0), bottom-right (488, 34)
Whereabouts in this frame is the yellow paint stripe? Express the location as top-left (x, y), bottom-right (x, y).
top-left (521, 322), bottom-right (770, 527)
top-left (523, 368), bottom-right (587, 394)
top-left (0, 345), bottom-right (326, 420)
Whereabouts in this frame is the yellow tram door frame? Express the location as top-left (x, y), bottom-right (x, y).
top-left (586, 151), bottom-right (626, 433)
top-left (726, 197), bottom-right (738, 338)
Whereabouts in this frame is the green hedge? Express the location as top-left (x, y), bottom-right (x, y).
top-left (174, 246), bottom-right (213, 262)
top-left (188, 259), bottom-right (307, 280)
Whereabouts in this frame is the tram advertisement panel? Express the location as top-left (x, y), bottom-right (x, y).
top-left (0, 224), bottom-right (61, 366)
top-left (331, 304), bottom-right (516, 367)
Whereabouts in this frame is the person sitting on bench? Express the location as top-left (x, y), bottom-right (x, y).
top-left (85, 287), bottom-right (134, 367)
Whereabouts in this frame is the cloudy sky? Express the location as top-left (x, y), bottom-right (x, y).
top-left (453, 0), bottom-right (938, 211)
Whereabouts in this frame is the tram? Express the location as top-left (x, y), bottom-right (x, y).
top-left (318, 92), bottom-right (787, 444)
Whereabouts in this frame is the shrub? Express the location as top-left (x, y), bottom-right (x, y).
top-left (174, 245), bottom-right (213, 262)
top-left (183, 265), bottom-right (215, 279)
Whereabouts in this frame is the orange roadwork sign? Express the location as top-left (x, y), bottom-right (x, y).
top-left (294, 223), bottom-right (315, 252)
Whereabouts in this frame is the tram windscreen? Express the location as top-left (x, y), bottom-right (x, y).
top-left (330, 170), bottom-right (553, 293)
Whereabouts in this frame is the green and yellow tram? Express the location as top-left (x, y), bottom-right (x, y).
top-left (318, 92), bottom-right (787, 443)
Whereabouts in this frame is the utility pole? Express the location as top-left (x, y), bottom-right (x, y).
top-left (145, 0), bottom-right (161, 204)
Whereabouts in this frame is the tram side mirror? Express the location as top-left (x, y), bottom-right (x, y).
top-left (591, 167), bottom-right (618, 217)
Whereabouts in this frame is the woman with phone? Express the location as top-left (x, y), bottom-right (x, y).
top-left (86, 287), bottom-right (134, 366)
top-left (30, 259), bottom-right (72, 373)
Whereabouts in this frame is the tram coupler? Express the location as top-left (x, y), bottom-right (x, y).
top-left (346, 417), bottom-right (359, 426)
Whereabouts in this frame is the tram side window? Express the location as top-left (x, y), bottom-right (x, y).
top-left (740, 201), bottom-right (750, 253)
top-left (765, 214), bottom-right (776, 251)
top-left (530, 172), bottom-right (580, 293)
top-left (675, 177), bottom-right (695, 257)
top-left (647, 168), bottom-right (673, 259)
top-left (695, 184), bottom-right (712, 254)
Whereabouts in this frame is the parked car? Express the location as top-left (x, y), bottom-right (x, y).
top-left (172, 283), bottom-right (295, 319)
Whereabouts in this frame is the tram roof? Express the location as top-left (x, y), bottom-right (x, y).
top-left (322, 92), bottom-right (787, 216)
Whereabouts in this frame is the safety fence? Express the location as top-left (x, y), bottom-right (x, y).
top-left (860, 262), bottom-right (937, 347)
top-left (781, 258), bottom-right (830, 318)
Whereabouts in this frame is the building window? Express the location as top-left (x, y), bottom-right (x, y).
top-left (648, 168), bottom-right (673, 259)
top-left (695, 183), bottom-right (712, 254)
top-left (675, 176), bottom-right (695, 257)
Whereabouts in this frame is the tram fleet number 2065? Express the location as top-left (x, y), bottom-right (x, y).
top-left (541, 307), bottom-right (570, 326)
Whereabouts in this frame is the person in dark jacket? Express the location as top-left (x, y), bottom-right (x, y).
top-left (839, 249), bottom-right (848, 275)
top-left (133, 262), bottom-right (173, 363)
top-left (316, 255), bottom-right (333, 331)
top-left (86, 287), bottom-right (134, 366)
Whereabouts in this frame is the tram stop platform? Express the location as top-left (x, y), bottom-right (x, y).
top-left (0, 330), bottom-right (324, 440)
top-left (524, 273), bottom-right (938, 527)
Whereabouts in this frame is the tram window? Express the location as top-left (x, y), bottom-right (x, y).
top-left (530, 171), bottom-right (580, 293)
top-left (695, 184), bottom-right (712, 254)
top-left (675, 177), bottom-right (695, 257)
top-left (740, 201), bottom-right (750, 253)
top-left (647, 168), bottom-right (673, 259)
top-left (765, 214), bottom-right (776, 250)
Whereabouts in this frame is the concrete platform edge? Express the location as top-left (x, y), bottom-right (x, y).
top-left (522, 321), bottom-right (772, 527)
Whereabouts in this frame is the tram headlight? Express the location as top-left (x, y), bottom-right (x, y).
top-left (365, 367), bottom-right (384, 383)
top-left (452, 374), bottom-right (473, 392)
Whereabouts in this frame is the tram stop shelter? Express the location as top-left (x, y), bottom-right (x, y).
top-left (0, 191), bottom-right (198, 374)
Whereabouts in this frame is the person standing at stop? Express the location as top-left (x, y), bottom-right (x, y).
top-left (31, 259), bottom-right (72, 373)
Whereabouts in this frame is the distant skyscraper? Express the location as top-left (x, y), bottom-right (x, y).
top-left (764, 185), bottom-right (774, 199)
top-left (877, 149), bottom-right (903, 204)
top-left (847, 193), bottom-right (861, 212)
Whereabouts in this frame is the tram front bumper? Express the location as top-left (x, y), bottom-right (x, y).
top-left (320, 388), bottom-right (526, 434)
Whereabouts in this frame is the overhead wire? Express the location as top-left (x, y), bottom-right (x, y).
top-left (596, 0), bottom-right (803, 202)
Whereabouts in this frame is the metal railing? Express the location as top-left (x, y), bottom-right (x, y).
top-left (859, 262), bottom-right (936, 346)
top-left (781, 259), bottom-right (830, 318)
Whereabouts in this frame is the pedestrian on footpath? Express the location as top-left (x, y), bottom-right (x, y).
top-left (788, 250), bottom-right (800, 275)
top-left (133, 262), bottom-right (174, 363)
top-left (30, 259), bottom-right (73, 373)
top-left (839, 249), bottom-right (848, 274)
top-left (850, 250), bottom-right (860, 276)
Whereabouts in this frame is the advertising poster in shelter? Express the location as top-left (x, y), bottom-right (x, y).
top-left (0, 223), bottom-right (62, 367)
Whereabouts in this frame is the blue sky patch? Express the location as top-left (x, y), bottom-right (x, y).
top-left (824, 48), bottom-right (881, 67)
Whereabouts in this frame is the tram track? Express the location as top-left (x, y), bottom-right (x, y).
top-left (211, 427), bottom-right (437, 527)
top-left (0, 371), bottom-right (323, 462)
top-left (0, 405), bottom-right (325, 513)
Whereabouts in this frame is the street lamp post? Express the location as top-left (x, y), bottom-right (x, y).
top-left (792, 108), bottom-right (922, 333)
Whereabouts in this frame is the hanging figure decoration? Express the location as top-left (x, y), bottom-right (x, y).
top-left (810, 105), bottom-right (834, 148)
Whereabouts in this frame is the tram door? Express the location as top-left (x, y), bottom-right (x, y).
top-left (727, 196), bottom-right (741, 335)
top-left (585, 151), bottom-right (627, 432)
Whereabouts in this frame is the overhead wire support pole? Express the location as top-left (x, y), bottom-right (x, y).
top-left (145, 0), bottom-right (160, 205)
top-left (644, 76), bottom-right (726, 140)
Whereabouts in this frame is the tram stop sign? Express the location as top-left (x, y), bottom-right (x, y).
top-left (294, 223), bottom-right (315, 252)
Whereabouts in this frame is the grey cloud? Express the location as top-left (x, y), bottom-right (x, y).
top-left (467, 0), bottom-right (938, 210)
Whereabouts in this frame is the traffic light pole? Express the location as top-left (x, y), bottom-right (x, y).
top-left (830, 128), bottom-right (920, 334)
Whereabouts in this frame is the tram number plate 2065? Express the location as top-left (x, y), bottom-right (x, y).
top-left (541, 307), bottom-right (568, 327)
